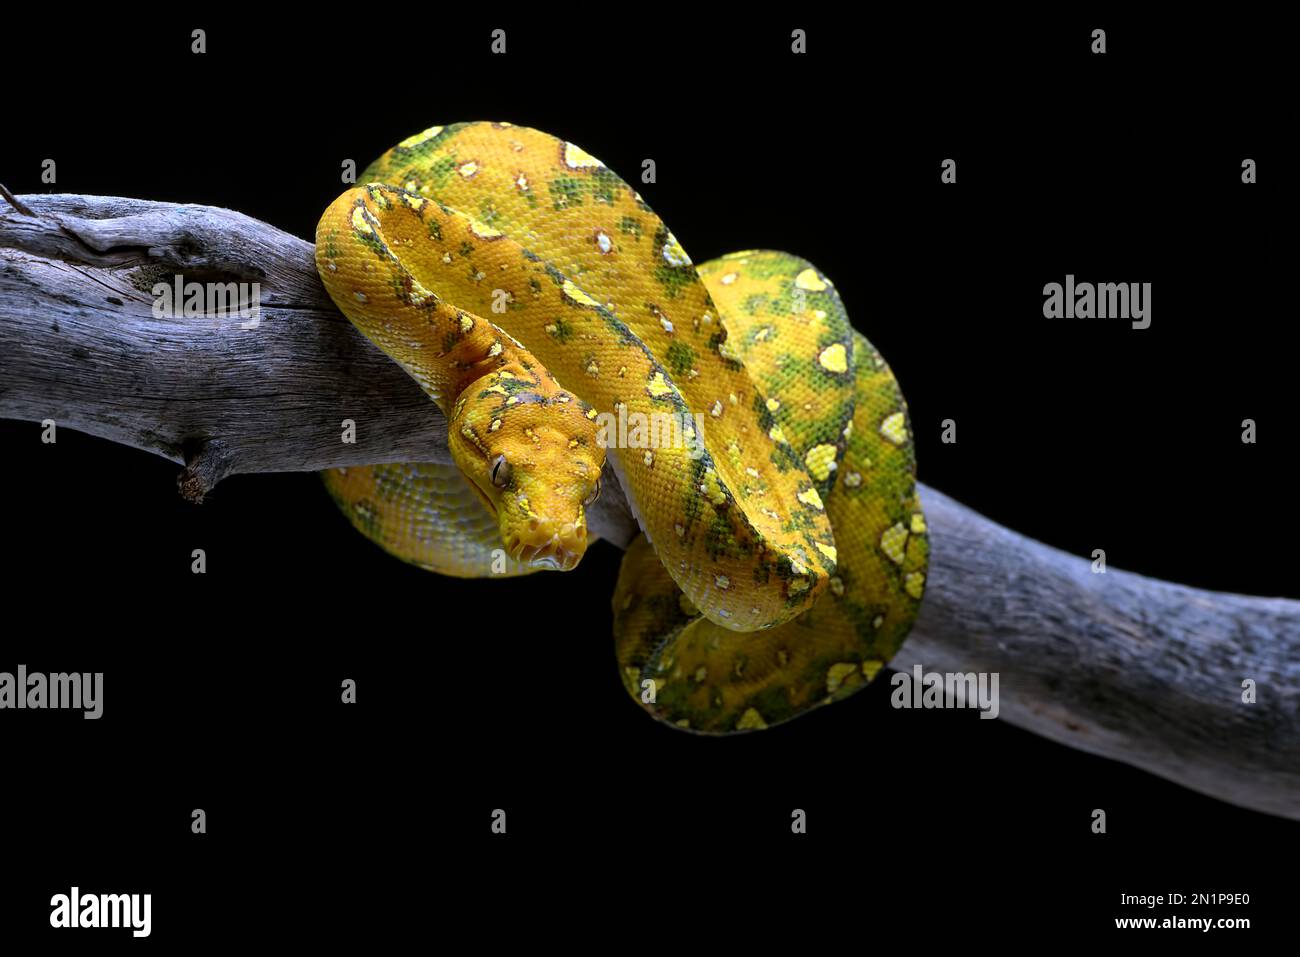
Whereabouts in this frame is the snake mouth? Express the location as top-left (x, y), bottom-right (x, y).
top-left (504, 526), bottom-right (586, 571)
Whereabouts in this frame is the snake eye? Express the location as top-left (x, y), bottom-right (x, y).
top-left (490, 454), bottom-right (513, 488)
top-left (583, 478), bottom-right (602, 507)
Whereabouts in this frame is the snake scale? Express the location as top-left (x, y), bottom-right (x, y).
top-left (315, 122), bottom-right (928, 733)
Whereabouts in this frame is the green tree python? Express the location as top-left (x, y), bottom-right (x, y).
top-left (316, 122), bottom-right (928, 733)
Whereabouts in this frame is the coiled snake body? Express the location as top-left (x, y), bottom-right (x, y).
top-left (316, 123), bottom-right (927, 733)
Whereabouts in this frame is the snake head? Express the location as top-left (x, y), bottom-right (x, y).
top-left (448, 365), bottom-right (605, 571)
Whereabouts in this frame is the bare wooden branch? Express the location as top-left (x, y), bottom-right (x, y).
top-left (2, 193), bottom-right (1296, 819)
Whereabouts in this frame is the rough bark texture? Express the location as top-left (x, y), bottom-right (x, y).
top-left (2, 193), bottom-right (1296, 819)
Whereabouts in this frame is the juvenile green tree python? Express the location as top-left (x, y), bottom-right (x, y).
top-left (316, 122), bottom-right (928, 733)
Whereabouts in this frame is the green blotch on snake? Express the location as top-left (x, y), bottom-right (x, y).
top-left (476, 375), bottom-right (534, 399)
top-left (651, 228), bottom-right (695, 300)
top-left (740, 685), bottom-right (800, 728)
top-left (381, 123), bottom-right (465, 166)
top-left (546, 317), bottom-right (575, 343)
top-left (665, 341), bottom-right (696, 377)
top-left (476, 201), bottom-right (501, 227)
top-left (548, 177), bottom-right (585, 210)
top-left (703, 509), bottom-right (753, 563)
top-left (366, 153), bottom-right (460, 194)
top-left (731, 252), bottom-right (807, 280)
top-left (588, 169), bottom-right (622, 205)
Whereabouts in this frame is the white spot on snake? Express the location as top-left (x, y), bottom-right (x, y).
top-left (795, 268), bottom-right (827, 292)
top-left (562, 279), bottom-right (601, 307)
top-left (397, 126), bottom-right (444, 148)
top-left (880, 523), bottom-right (909, 565)
top-left (905, 572), bottom-right (926, 599)
top-left (661, 233), bottom-right (691, 267)
top-left (350, 206), bottom-right (373, 235)
top-left (818, 343), bottom-right (848, 373)
top-left (469, 218), bottom-right (502, 239)
top-left (646, 372), bottom-right (672, 398)
top-left (881, 412), bottom-right (908, 445)
top-left (563, 142), bottom-right (605, 169)
top-left (804, 444), bottom-right (838, 482)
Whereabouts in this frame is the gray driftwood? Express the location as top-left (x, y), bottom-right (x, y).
top-left (2, 193), bottom-right (1297, 820)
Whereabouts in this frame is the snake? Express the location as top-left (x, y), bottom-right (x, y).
top-left (315, 122), bottom-right (928, 733)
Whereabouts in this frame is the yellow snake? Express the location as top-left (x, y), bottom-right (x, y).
top-left (315, 122), bottom-right (927, 733)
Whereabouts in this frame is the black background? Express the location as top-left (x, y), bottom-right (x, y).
top-left (1, 9), bottom-right (1294, 946)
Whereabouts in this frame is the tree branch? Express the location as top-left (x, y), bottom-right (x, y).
top-left (3, 193), bottom-right (1296, 819)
